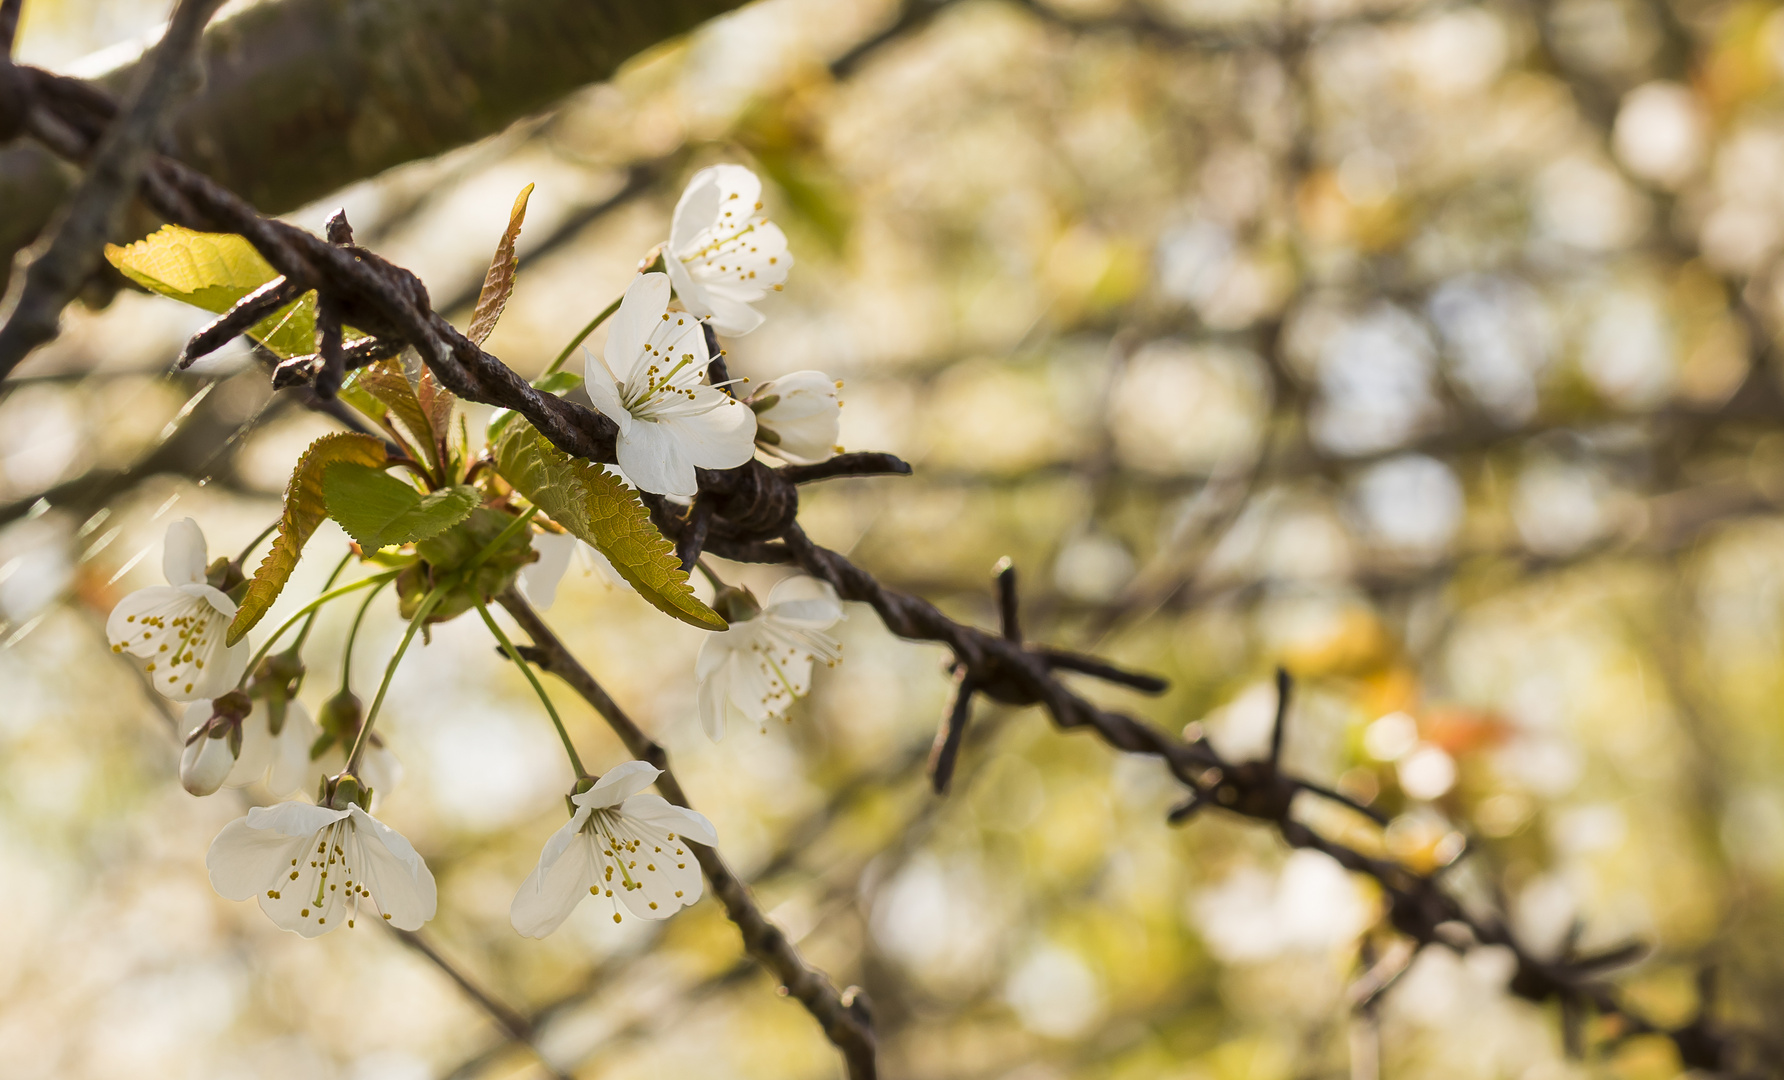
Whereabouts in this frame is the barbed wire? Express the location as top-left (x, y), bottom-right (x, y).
top-left (0, 5), bottom-right (1769, 1078)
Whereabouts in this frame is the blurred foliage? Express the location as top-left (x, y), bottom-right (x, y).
top-left (8, 0), bottom-right (1784, 1077)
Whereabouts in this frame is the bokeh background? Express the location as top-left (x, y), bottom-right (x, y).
top-left (4, 0), bottom-right (1784, 1076)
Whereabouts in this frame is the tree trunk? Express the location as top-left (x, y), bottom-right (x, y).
top-left (2, 0), bottom-right (746, 271)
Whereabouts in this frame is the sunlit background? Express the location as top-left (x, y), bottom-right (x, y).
top-left (4, 0), bottom-right (1784, 1076)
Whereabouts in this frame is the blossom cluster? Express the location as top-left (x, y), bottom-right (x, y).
top-left (107, 165), bottom-right (846, 939)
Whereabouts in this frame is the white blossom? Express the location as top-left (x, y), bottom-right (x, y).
top-left (183, 697), bottom-right (324, 797)
top-left (663, 164), bottom-right (792, 336)
top-left (696, 576), bottom-right (843, 741)
top-left (511, 760), bottom-right (716, 937)
top-left (107, 518), bottom-right (249, 701)
top-left (583, 272), bottom-right (756, 498)
top-left (180, 718), bottom-right (238, 796)
top-left (748, 371), bottom-right (842, 464)
top-left (207, 798), bottom-right (436, 937)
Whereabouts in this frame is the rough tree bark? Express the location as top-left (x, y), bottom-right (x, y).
top-left (0, 0), bottom-right (748, 282)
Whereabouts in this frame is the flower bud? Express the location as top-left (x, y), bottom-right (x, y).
top-left (180, 720), bottom-right (239, 796)
top-left (325, 772), bottom-right (373, 811)
top-left (712, 585), bottom-right (761, 624)
top-left (318, 689), bottom-right (363, 741)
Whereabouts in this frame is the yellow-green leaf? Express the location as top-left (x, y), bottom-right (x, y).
top-left (492, 421), bottom-right (725, 631)
top-left (229, 432), bottom-right (389, 644)
top-left (322, 464), bottom-right (478, 551)
top-left (467, 183), bottom-right (532, 346)
top-left (104, 225), bottom-right (318, 359)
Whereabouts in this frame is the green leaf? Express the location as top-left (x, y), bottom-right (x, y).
top-left (533, 371), bottom-right (583, 394)
top-left (230, 433), bottom-right (389, 644)
top-left (357, 360), bottom-right (441, 471)
top-left (104, 225), bottom-right (319, 359)
top-left (322, 464), bottom-right (478, 551)
top-left (492, 421), bottom-right (726, 631)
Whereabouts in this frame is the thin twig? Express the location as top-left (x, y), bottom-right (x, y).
top-left (387, 927), bottom-right (572, 1080)
top-left (496, 589), bottom-right (879, 1080)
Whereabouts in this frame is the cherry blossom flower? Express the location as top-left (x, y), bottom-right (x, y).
top-left (207, 786), bottom-right (436, 937)
top-left (107, 518), bottom-right (249, 701)
top-left (747, 371), bottom-right (842, 464)
top-left (663, 164), bottom-right (792, 336)
top-left (696, 577), bottom-right (844, 741)
top-left (511, 760), bottom-right (717, 937)
top-left (183, 697), bottom-right (324, 797)
top-left (180, 712), bottom-right (240, 796)
top-left (583, 272), bottom-right (755, 498)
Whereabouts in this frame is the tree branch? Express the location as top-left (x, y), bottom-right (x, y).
top-left (0, 0), bottom-right (226, 379)
top-left (388, 927), bottom-right (572, 1080)
top-left (495, 589), bottom-right (879, 1080)
top-left (0, 0), bottom-right (753, 287)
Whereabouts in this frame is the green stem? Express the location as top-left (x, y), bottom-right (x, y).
top-left (540, 294), bottom-right (622, 379)
top-left (475, 598), bottom-right (586, 779)
top-left (694, 558), bottom-right (727, 592)
top-left (242, 570), bottom-right (401, 683)
top-left (339, 577), bottom-right (393, 695)
top-left (346, 586), bottom-right (445, 773)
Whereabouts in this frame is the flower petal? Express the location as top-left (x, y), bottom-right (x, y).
top-left (574, 760), bottom-right (662, 810)
top-left (360, 744), bottom-right (405, 806)
top-left (704, 293), bottom-right (766, 337)
top-left (107, 585), bottom-right (190, 657)
top-left (582, 347), bottom-right (633, 438)
top-left (206, 812), bottom-right (324, 900)
top-left (162, 518), bottom-right (208, 586)
top-left (669, 167), bottom-right (726, 254)
top-left (522, 530), bottom-right (579, 610)
top-left (621, 792), bottom-right (718, 847)
top-left (348, 806), bottom-right (438, 930)
top-left (604, 273), bottom-right (672, 387)
top-left (512, 826), bottom-right (600, 938)
top-left (535, 806), bottom-right (593, 875)
top-left (247, 801), bottom-right (350, 836)
top-left (697, 657), bottom-right (729, 742)
top-left (663, 252), bottom-right (713, 320)
top-left (616, 419), bottom-right (698, 498)
top-left (179, 581), bottom-right (239, 618)
top-left (765, 576), bottom-right (844, 628)
top-left (655, 394), bottom-right (756, 471)
top-left (226, 701), bottom-right (276, 787)
top-left (181, 728), bottom-right (238, 796)
top-left (267, 702), bottom-right (320, 797)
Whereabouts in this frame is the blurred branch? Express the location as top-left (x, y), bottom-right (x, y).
top-left (0, 0), bottom-right (756, 285)
top-left (1007, 0), bottom-right (1473, 50)
top-left (0, 372), bottom-right (278, 529)
top-left (388, 928), bottom-right (572, 1080)
top-left (0, 0), bottom-right (226, 380)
